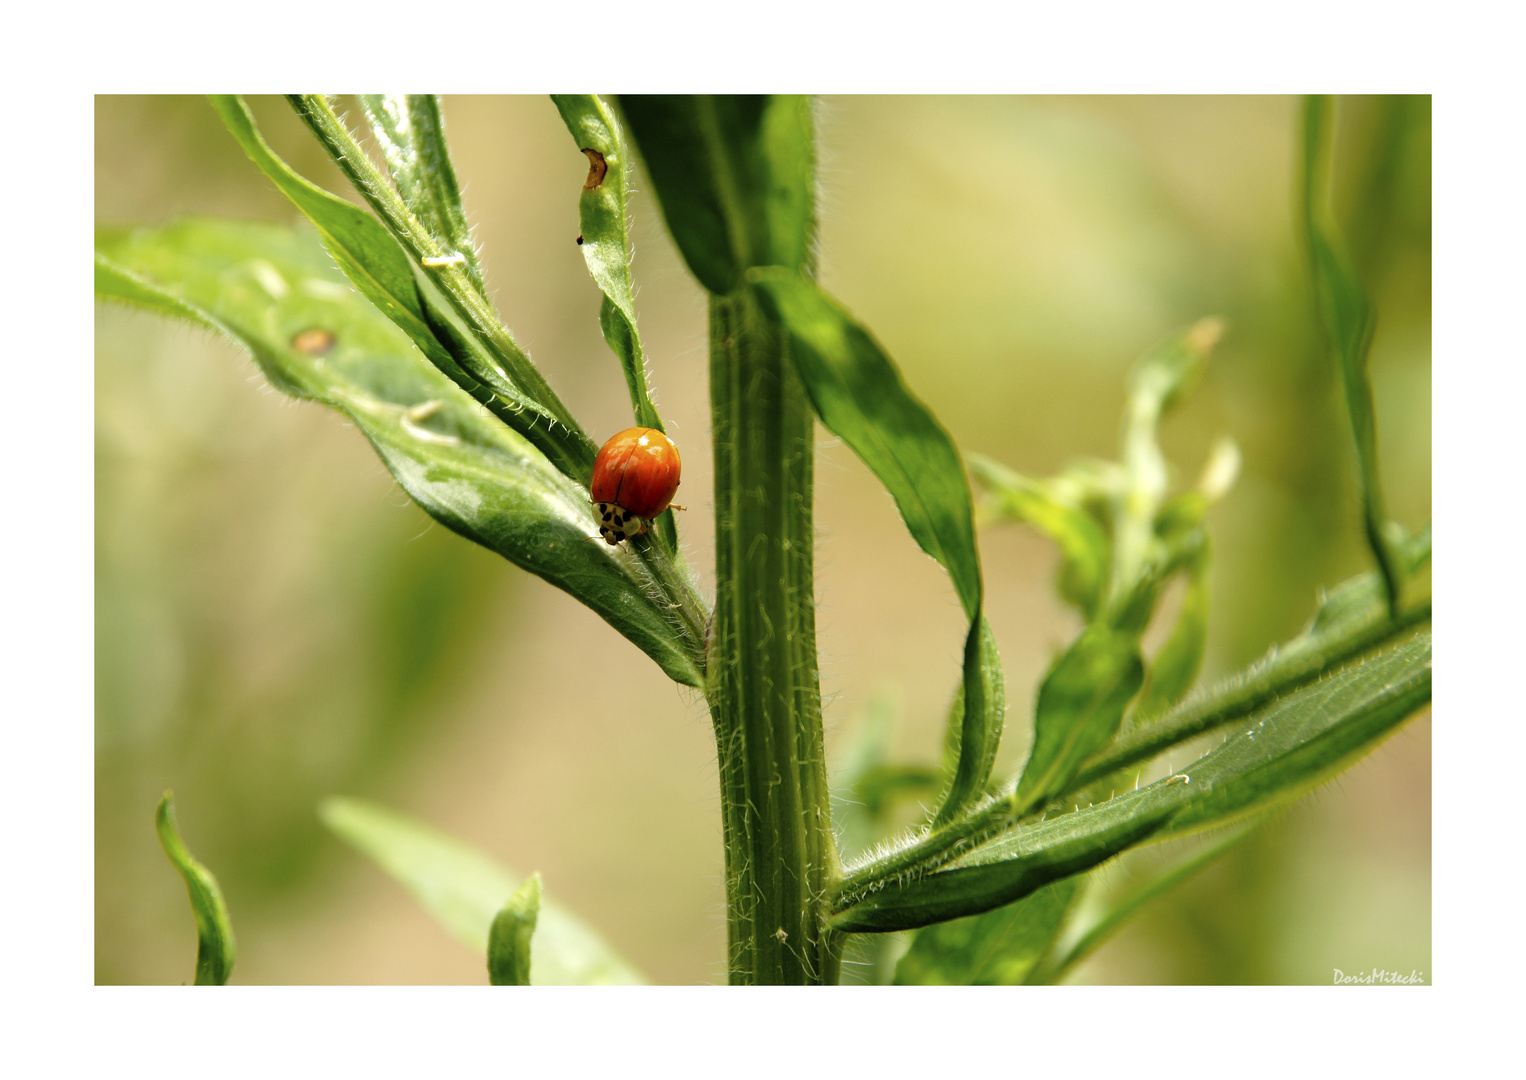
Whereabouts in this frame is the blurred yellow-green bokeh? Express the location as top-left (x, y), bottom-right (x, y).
top-left (95, 95), bottom-right (1430, 984)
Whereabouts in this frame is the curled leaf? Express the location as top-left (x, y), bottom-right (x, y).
top-left (747, 269), bottom-right (1002, 826)
top-left (489, 874), bottom-right (542, 986)
top-left (155, 792), bottom-right (236, 986)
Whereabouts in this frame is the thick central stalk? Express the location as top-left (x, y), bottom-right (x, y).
top-left (706, 286), bottom-right (838, 984)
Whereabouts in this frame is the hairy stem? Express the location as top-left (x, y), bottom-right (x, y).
top-left (706, 286), bottom-right (840, 984)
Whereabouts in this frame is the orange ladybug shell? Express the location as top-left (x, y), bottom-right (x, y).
top-left (590, 427), bottom-right (682, 520)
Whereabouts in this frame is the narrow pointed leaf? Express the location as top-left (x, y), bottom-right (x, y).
top-left (750, 271), bottom-right (981, 616)
top-left (618, 95), bottom-right (814, 295)
top-left (1132, 544), bottom-right (1211, 723)
top-left (321, 798), bottom-right (644, 985)
top-left (553, 94), bottom-right (679, 552)
top-left (1109, 320), bottom-right (1222, 619)
top-left (96, 219), bottom-right (702, 686)
top-left (1014, 627), bottom-right (1144, 812)
top-left (155, 792), bottom-right (236, 986)
top-left (748, 269), bottom-right (1000, 825)
top-left (287, 94), bottom-right (581, 435)
top-left (488, 874), bottom-right (542, 985)
top-left (933, 618), bottom-right (1005, 825)
top-left (893, 878), bottom-right (1078, 985)
top-left (209, 95), bottom-right (436, 355)
top-left (553, 94), bottom-right (662, 433)
top-left (212, 94), bottom-right (593, 483)
top-left (359, 94), bottom-right (487, 298)
top-left (833, 630), bottom-right (1429, 933)
top-left (1301, 95), bottom-right (1405, 611)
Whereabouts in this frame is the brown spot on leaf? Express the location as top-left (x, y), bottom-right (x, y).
top-left (582, 148), bottom-right (607, 189)
top-left (291, 327), bottom-right (336, 355)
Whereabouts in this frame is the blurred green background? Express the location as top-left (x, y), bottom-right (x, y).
top-left (95, 95), bottom-right (1430, 984)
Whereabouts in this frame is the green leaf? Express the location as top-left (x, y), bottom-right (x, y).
top-left (213, 94), bottom-right (594, 484)
top-left (552, 94), bottom-right (679, 553)
top-left (96, 219), bottom-right (703, 687)
top-left (209, 96), bottom-right (437, 359)
top-left (932, 618), bottom-right (1006, 826)
top-left (488, 874), bottom-right (542, 986)
top-left (1028, 820), bottom-right (1262, 984)
top-left (747, 269), bottom-right (1000, 826)
top-left (1301, 95), bottom-right (1405, 613)
top-left (1109, 319), bottom-right (1223, 622)
top-left (1014, 627), bottom-right (1144, 812)
top-left (833, 629), bottom-right (1430, 933)
top-left (750, 271), bottom-right (982, 617)
top-left (971, 455), bottom-right (1110, 617)
top-left (553, 95), bottom-right (663, 434)
top-left (1078, 527), bottom-right (1430, 787)
top-left (358, 95), bottom-right (487, 298)
top-left (155, 792), bottom-right (236, 986)
top-left (1132, 543), bottom-right (1211, 723)
top-left (893, 878), bottom-right (1078, 985)
top-left (320, 798), bottom-right (644, 985)
top-left (618, 95), bottom-right (815, 294)
top-left (833, 535), bottom-right (1429, 909)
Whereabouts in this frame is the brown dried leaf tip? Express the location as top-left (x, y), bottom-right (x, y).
top-left (582, 148), bottom-right (608, 189)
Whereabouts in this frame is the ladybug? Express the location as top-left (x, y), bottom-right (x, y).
top-left (590, 427), bottom-right (682, 544)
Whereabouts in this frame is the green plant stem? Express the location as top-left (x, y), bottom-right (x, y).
top-left (705, 287), bottom-right (840, 984)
